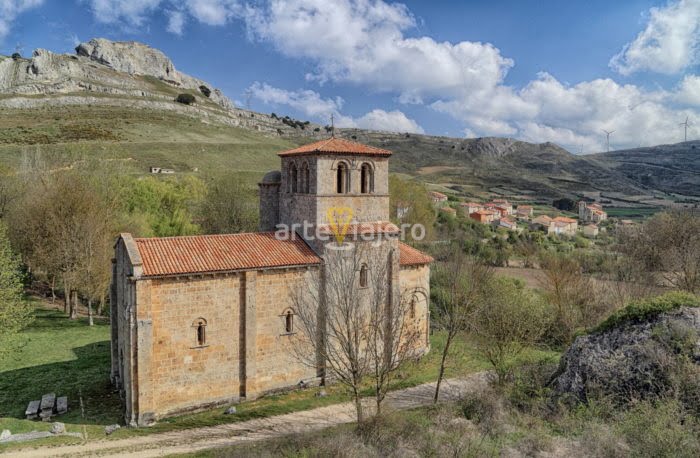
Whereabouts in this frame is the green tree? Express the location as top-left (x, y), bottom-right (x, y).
top-left (198, 173), bottom-right (258, 234)
top-left (470, 277), bottom-right (550, 384)
top-left (389, 175), bottom-right (436, 241)
top-left (0, 222), bottom-right (32, 358)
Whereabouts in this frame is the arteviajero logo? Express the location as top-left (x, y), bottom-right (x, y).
top-left (327, 207), bottom-right (353, 245)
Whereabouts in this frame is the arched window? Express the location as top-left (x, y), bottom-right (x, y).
top-left (285, 310), bottom-right (294, 333)
top-left (290, 163), bottom-right (298, 193)
top-left (359, 264), bottom-right (368, 288)
top-left (193, 318), bottom-right (207, 346)
top-left (300, 162), bottom-right (310, 193)
top-left (336, 162), bottom-right (348, 194)
top-left (360, 163), bottom-right (373, 194)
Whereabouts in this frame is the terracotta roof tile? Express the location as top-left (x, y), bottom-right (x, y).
top-left (553, 216), bottom-right (577, 223)
top-left (278, 137), bottom-right (392, 157)
top-left (399, 242), bottom-right (434, 266)
top-left (135, 232), bottom-right (321, 277)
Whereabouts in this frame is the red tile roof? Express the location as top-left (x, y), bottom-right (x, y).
top-left (553, 216), bottom-right (577, 223)
top-left (135, 232), bottom-right (321, 277)
top-left (278, 137), bottom-right (392, 157)
top-left (399, 242), bottom-right (434, 266)
top-left (317, 221), bottom-right (400, 236)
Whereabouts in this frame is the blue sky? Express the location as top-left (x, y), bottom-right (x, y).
top-left (2, 0), bottom-right (699, 152)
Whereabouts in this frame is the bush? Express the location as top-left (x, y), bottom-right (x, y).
top-left (198, 85), bottom-right (211, 97)
top-left (11, 52), bottom-right (21, 60)
top-left (618, 400), bottom-right (700, 458)
top-left (175, 93), bottom-right (196, 105)
top-left (593, 292), bottom-right (700, 333)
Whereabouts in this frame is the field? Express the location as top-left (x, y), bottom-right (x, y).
top-left (0, 302), bottom-right (558, 451)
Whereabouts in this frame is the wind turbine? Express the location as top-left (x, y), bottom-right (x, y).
top-left (680, 116), bottom-right (690, 142)
top-left (603, 129), bottom-right (614, 153)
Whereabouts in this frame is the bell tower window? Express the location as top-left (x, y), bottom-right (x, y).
top-left (336, 162), bottom-right (349, 194)
top-left (290, 164), bottom-right (298, 193)
top-left (360, 163), bottom-right (373, 194)
top-left (300, 162), bottom-right (310, 193)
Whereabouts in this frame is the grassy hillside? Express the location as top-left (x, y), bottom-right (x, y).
top-left (0, 106), bottom-right (299, 183)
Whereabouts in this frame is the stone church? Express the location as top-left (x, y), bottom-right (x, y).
top-left (110, 137), bottom-right (433, 426)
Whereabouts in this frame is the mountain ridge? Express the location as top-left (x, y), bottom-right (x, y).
top-left (0, 38), bottom-right (697, 201)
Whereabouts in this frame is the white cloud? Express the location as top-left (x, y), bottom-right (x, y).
top-left (83, 0), bottom-right (163, 27)
top-left (610, 0), bottom-right (700, 75)
top-left (184, 0), bottom-right (240, 26)
top-left (343, 109), bottom-right (424, 133)
top-left (73, 0), bottom-right (700, 151)
top-left (249, 82), bottom-right (343, 118)
top-left (166, 10), bottom-right (185, 35)
top-left (249, 82), bottom-right (423, 133)
top-left (674, 74), bottom-right (700, 105)
top-left (242, 0), bottom-right (512, 102)
top-left (0, 0), bottom-right (44, 40)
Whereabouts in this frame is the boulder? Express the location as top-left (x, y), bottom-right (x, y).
top-left (224, 406), bottom-right (237, 415)
top-left (50, 422), bottom-right (65, 435)
top-left (0, 430), bottom-right (11, 441)
top-left (551, 305), bottom-right (700, 405)
top-left (105, 424), bottom-right (121, 435)
top-left (315, 390), bottom-right (328, 398)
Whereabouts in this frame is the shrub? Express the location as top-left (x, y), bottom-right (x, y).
top-left (175, 93), bottom-right (196, 105)
top-left (11, 52), bottom-right (21, 60)
top-left (617, 400), bottom-right (700, 458)
top-left (198, 85), bottom-right (211, 97)
top-left (593, 292), bottom-right (700, 333)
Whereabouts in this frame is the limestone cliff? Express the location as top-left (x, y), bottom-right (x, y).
top-left (0, 38), bottom-right (232, 110)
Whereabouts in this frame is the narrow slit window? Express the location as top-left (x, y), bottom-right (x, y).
top-left (285, 311), bottom-right (294, 333)
top-left (359, 264), bottom-right (368, 288)
top-left (194, 318), bottom-right (207, 346)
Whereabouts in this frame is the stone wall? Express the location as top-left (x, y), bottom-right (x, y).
top-left (399, 264), bottom-right (431, 351)
top-left (134, 274), bottom-right (243, 420)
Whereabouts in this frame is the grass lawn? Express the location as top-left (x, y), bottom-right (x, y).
top-left (0, 304), bottom-right (559, 451)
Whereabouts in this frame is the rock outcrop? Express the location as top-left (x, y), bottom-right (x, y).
top-left (551, 305), bottom-right (700, 405)
top-left (0, 38), bottom-right (233, 110)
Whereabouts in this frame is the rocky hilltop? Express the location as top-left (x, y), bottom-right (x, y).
top-left (551, 295), bottom-right (700, 405)
top-left (0, 38), bottom-right (319, 137)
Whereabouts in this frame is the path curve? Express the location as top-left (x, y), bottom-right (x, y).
top-left (6, 373), bottom-right (491, 458)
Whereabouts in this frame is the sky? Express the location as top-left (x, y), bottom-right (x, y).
top-left (2, 0), bottom-right (700, 152)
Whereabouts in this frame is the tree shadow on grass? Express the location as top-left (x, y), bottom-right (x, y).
top-left (0, 341), bottom-right (123, 426)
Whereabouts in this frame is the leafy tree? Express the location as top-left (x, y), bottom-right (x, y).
top-left (389, 175), bottom-right (435, 241)
top-left (470, 277), bottom-right (549, 384)
top-left (0, 222), bottom-right (32, 357)
top-left (198, 173), bottom-right (258, 234)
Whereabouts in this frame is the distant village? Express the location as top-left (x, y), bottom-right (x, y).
top-left (424, 191), bottom-right (620, 238)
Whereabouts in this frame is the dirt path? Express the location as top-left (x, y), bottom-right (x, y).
top-left (8, 373), bottom-right (490, 458)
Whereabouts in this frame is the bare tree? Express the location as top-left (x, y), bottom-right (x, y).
top-left (538, 253), bottom-right (591, 345)
top-left (620, 210), bottom-right (700, 294)
top-left (431, 247), bottom-right (493, 402)
top-left (292, 242), bottom-right (421, 422)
